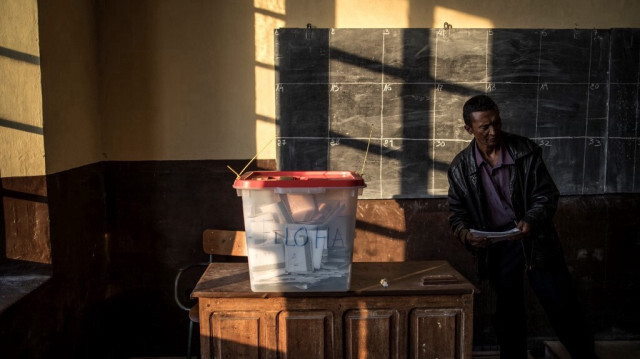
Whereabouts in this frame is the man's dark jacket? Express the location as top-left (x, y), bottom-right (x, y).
top-left (447, 132), bottom-right (564, 278)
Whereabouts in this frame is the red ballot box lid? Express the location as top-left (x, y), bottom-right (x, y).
top-left (233, 171), bottom-right (366, 189)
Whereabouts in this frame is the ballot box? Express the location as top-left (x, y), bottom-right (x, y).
top-left (233, 171), bottom-right (365, 292)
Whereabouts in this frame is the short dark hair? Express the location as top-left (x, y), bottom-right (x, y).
top-left (462, 95), bottom-right (499, 126)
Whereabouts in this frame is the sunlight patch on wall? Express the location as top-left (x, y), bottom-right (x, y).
top-left (335, 0), bottom-right (409, 27)
top-left (0, 0), bottom-right (45, 177)
top-left (433, 6), bottom-right (494, 28)
top-left (254, 0), bottom-right (285, 15)
top-left (0, 0), bottom-right (40, 56)
top-left (254, 0), bottom-right (284, 159)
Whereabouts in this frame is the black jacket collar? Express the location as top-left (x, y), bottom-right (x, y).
top-left (462, 132), bottom-right (535, 177)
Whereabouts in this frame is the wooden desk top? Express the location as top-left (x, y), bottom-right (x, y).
top-left (192, 260), bottom-right (475, 299)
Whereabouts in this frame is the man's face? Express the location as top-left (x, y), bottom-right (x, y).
top-left (465, 109), bottom-right (502, 149)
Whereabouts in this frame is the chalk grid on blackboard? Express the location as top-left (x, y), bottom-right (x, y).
top-left (275, 28), bottom-right (640, 199)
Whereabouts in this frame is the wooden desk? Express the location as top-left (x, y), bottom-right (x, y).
top-left (193, 261), bottom-right (475, 359)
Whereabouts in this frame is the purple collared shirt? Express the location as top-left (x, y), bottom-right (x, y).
top-left (474, 142), bottom-right (517, 230)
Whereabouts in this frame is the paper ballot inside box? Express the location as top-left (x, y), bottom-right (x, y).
top-left (281, 225), bottom-right (328, 273)
top-left (247, 242), bottom-right (286, 280)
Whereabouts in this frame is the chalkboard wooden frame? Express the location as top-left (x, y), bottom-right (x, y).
top-left (275, 28), bottom-right (640, 199)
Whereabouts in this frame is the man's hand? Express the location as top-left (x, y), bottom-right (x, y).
top-left (465, 231), bottom-right (491, 248)
top-left (510, 220), bottom-right (531, 240)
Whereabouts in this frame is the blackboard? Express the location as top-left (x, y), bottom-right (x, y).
top-left (275, 28), bottom-right (640, 199)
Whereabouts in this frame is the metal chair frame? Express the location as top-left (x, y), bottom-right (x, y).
top-left (173, 230), bottom-right (247, 359)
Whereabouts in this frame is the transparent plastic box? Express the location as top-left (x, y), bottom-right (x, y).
top-left (233, 171), bottom-right (366, 292)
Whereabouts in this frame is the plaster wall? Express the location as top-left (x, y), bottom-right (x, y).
top-left (39, 0), bottom-right (640, 173)
top-left (39, 0), bottom-right (102, 175)
top-left (0, 0), bottom-right (45, 177)
top-left (4, 0), bottom-right (640, 174)
top-left (99, 0), bottom-right (257, 163)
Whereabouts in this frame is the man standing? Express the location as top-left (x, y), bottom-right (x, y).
top-left (447, 95), bottom-right (597, 358)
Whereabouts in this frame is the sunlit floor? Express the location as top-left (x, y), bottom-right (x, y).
top-left (0, 260), bottom-right (51, 313)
